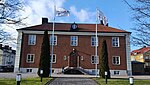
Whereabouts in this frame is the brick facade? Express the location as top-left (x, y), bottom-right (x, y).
top-left (21, 34), bottom-right (127, 70)
top-left (14, 18), bottom-right (131, 75)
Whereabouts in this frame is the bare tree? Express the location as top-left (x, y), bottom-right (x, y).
top-left (124, 0), bottom-right (150, 46)
top-left (0, 0), bottom-right (26, 45)
top-left (0, 0), bottom-right (25, 25)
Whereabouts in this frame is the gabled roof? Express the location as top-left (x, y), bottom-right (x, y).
top-left (17, 22), bottom-right (130, 33)
top-left (131, 47), bottom-right (150, 55)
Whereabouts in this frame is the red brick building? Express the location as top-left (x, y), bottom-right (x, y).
top-left (14, 18), bottom-right (131, 76)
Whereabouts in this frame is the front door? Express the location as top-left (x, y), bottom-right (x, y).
top-left (69, 49), bottom-right (78, 67)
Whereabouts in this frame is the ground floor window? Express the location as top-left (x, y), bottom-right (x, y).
top-left (26, 54), bottom-right (35, 63)
top-left (91, 55), bottom-right (99, 64)
top-left (112, 56), bottom-right (120, 65)
top-left (50, 54), bottom-right (56, 63)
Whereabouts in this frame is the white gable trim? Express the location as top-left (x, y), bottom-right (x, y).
top-left (18, 30), bottom-right (130, 36)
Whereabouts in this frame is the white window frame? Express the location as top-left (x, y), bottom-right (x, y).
top-left (28, 35), bottom-right (36, 45)
top-left (50, 35), bottom-right (57, 45)
top-left (91, 36), bottom-right (98, 46)
top-left (91, 55), bottom-right (99, 64)
top-left (26, 69), bottom-right (32, 73)
top-left (114, 71), bottom-right (120, 75)
top-left (50, 54), bottom-right (56, 63)
top-left (112, 56), bottom-right (120, 65)
top-left (26, 54), bottom-right (35, 63)
top-left (70, 36), bottom-right (78, 46)
top-left (112, 37), bottom-right (119, 47)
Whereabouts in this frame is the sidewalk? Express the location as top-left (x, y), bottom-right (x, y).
top-left (0, 73), bottom-right (38, 78)
top-left (111, 75), bottom-right (150, 79)
top-left (0, 73), bottom-right (150, 79)
top-left (51, 74), bottom-right (96, 78)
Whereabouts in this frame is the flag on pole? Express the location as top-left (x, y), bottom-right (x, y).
top-left (55, 8), bottom-right (70, 17)
top-left (102, 16), bottom-right (108, 26)
top-left (97, 9), bottom-right (103, 21)
top-left (97, 9), bottom-right (108, 26)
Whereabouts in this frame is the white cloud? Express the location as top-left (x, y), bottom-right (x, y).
top-left (70, 6), bottom-right (95, 22)
top-left (21, 0), bottom-right (67, 26)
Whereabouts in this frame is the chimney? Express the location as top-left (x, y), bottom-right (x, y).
top-left (42, 18), bottom-right (48, 24)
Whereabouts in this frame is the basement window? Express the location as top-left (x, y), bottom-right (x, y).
top-left (114, 71), bottom-right (120, 75)
top-left (26, 69), bottom-right (32, 73)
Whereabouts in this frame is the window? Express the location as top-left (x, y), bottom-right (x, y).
top-left (91, 55), bottom-right (99, 64)
top-left (50, 54), bottom-right (56, 63)
top-left (70, 36), bottom-right (78, 46)
top-left (91, 36), bottom-right (98, 46)
top-left (50, 35), bottom-right (57, 45)
top-left (28, 35), bottom-right (36, 45)
top-left (112, 56), bottom-right (120, 65)
top-left (26, 54), bottom-right (35, 63)
top-left (112, 37), bottom-right (119, 47)
top-left (27, 69), bottom-right (32, 73)
top-left (114, 71), bottom-right (120, 75)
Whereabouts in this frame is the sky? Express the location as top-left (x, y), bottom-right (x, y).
top-left (4, 0), bottom-right (140, 51)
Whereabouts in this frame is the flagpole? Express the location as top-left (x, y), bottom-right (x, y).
top-left (50, 1), bottom-right (55, 77)
top-left (95, 8), bottom-right (98, 77)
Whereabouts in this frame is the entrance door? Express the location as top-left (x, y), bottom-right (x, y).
top-left (69, 50), bottom-right (78, 67)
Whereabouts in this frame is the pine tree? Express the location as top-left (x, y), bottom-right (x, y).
top-left (37, 30), bottom-right (50, 77)
top-left (99, 40), bottom-right (111, 78)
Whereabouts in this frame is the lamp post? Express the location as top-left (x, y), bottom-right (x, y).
top-left (16, 73), bottom-right (21, 85)
top-left (105, 71), bottom-right (108, 84)
top-left (129, 76), bottom-right (134, 85)
top-left (40, 69), bottom-right (43, 82)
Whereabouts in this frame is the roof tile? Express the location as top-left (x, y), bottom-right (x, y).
top-left (17, 23), bottom-right (130, 33)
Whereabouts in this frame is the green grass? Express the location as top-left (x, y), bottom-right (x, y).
top-left (0, 77), bottom-right (52, 85)
top-left (93, 78), bottom-right (150, 85)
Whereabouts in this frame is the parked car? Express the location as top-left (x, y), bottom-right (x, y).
top-left (0, 66), bottom-right (14, 72)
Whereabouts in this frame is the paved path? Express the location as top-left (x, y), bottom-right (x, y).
top-left (46, 77), bottom-right (98, 85)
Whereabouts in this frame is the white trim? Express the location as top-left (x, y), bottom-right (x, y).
top-left (125, 34), bottom-right (132, 76)
top-left (91, 55), bottom-right (99, 64)
top-left (112, 56), bottom-right (120, 65)
top-left (26, 54), bottom-right (35, 63)
top-left (50, 54), bottom-right (56, 63)
top-left (91, 36), bottom-right (98, 47)
top-left (14, 32), bottom-right (23, 73)
top-left (18, 30), bottom-right (129, 36)
top-left (70, 36), bottom-right (78, 46)
top-left (20, 68), bottom-right (38, 73)
top-left (112, 37), bottom-right (120, 47)
top-left (18, 67), bottom-right (128, 76)
top-left (28, 35), bottom-right (36, 45)
top-left (110, 70), bottom-right (127, 76)
top-left (50, 35), bottom-right (57, 46)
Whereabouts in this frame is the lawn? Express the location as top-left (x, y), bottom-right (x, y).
top-left (93, 78), bottom-right (150, 85)
top-left (0, 77), bottom-right (52, 85)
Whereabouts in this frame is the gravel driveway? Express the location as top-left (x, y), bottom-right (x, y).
top-left (46, 77), bottom-right (98, 85)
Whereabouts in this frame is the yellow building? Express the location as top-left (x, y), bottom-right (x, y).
top-left (131, 46), bottom-right (150, 68)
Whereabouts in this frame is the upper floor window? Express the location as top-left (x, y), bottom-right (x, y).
top-left (50, 54), bottom-right (56, 63)
top-left (112, 37), bottom-right (119, 47)
top-left (91, 55), bottom-right (99, 64)
top-left (26, 54), bottom-right (35, 63)
top-left (50, 35), bottom-right (57, 45)
top-left (112, 56), bottom-right (120, 65)
top-left (91, 36), bottom-right (98, 46)
top-left (28, 35), bottom-right (36, 45)
top-left (70, 36), bottom-right (78, 46)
